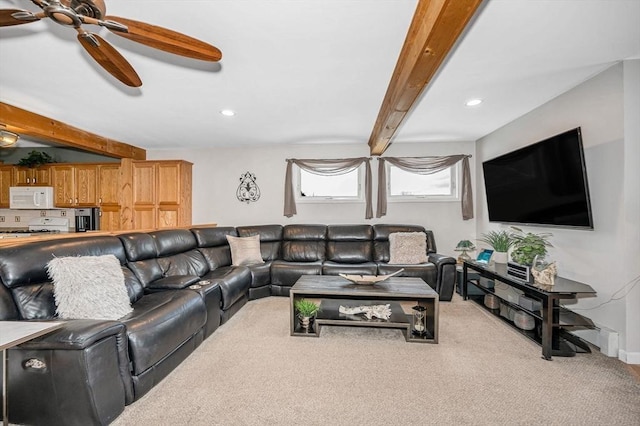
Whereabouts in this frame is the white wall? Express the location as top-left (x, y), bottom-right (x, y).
top-left (149, 141), bottom-right (476, 258)
top-left (622, 59), bottom-right (640, 363)
top-left (476, 61), bottom-right (640, 362)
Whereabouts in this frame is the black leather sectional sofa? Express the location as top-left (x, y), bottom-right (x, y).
top-left (0, 224), bottom-right (455, 425)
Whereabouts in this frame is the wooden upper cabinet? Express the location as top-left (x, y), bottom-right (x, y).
top-left (98, 164), bottom-right (121, 205)
top-left (51, 163), bottom-right (100, 207)
top-left (157, 162), bottom-right (181, 204)
top-left (131, 160), bottom-right (192, 229)
top-left (13, 166), bottom-right (51, 186)
top-left (0, 165), bottom-right (12, 208)
top-left (51, 165), bottom-right (75, 207)
top-left (75, 164), bottom-right (98, 206)
top-left (132, 162), bottom-right (155, 206)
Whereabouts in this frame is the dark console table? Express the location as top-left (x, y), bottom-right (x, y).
top-left (462, 260), bottom-right (596, 360)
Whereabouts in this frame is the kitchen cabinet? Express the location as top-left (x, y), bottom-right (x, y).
top-left (0, 165), bottom-right (12, 207)
top-left (131, 160), bottom-right (192, 229)
top-left (51, 164), bottom-right (99, 207)
top-left (13, 166), bottom-right (51, 186)
top-left (97, 164), bottom-right (122, 231)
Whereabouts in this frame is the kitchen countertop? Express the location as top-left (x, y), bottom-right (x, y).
top-left (0, 224), bottom-right (217, 247)
top-left (0, 231), bottom-right (108, 247)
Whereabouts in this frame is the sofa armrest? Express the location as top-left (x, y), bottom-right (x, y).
top-left (428, 253), bottom-right (457, 301)
top-left (147, 275), bottom-right (201, 291)
top-left (16, 319), bottom-right (134, 402)
top-left (10, 319), bottom-right (134, 423)
top-left (17, 319), bottom-right (125, 350)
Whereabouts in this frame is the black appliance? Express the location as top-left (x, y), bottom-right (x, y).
top-left (75, 207), bottom-right (100, 232)
top-left (482, 127), bottom-right (593, 229)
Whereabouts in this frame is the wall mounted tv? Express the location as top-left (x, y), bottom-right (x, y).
top-left (482, 127), bottom-right (593, 229)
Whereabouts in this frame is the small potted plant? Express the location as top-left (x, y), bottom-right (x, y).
top-left (478, 230), bottom-right (514, 264)
top-left (17, 150), bottom-right (55, 168)
top-left (510, 226), bottom-right (553, 266)
top-left (294, 299), bottom-right (320, 332)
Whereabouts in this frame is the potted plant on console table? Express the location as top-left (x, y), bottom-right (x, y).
top-left (478, 230), bottom-right (514, 264)
top-left (294, 299), bottom-right (320, 333)
top-left (510, 227), bottom-right (553, 266)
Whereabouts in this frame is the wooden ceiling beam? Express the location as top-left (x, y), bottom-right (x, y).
top-left (0, 102), bottom-right (146, 160)
top-left (368, 0), bottom-right (484, 156)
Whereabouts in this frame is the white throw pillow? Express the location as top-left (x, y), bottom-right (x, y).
top-left (226, 235), bottom-right (265, 266)
top-left (47, 254), bottom-right (132, 320)
top-left (388, 232), bottom-right (429, 264)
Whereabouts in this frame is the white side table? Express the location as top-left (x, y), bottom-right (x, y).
top-left (0, 321), bottom-right (63, 426)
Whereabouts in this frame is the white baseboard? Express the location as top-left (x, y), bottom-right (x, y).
top-left (620, 350), bottom-right (640, 364)
top-left (572, 325), bottom-right (619, 358)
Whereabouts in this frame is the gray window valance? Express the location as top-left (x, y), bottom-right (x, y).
top-left (284, 158), bottom-right (373, 219)
top-left (376, 155), bottom-right (473, 220)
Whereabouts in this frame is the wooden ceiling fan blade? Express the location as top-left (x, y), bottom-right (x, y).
top-left (104, 15), bottom-right (222, 62)
top-left (0, 9), bottom-right (41, 26)
top-left (77, 32), bottom-right (142, 87)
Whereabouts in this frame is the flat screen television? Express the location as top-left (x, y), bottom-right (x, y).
top-left (482, 127), bottom-right (593, 229)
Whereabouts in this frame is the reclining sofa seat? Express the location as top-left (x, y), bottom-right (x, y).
top-left (189, 226), bottom-right (252, 324)
top-left (0, 236), bottom-right (208, 425)
top-left (374, 224), bottom-right (455, 300)
top-left (237, 225), bottom-right (283, 299)
top-left (322, 224), bottom-right (378, 275)
top-left (118, 230), bottom-right (222, 336)
top-left (270, 224), bottom-right (327, 296)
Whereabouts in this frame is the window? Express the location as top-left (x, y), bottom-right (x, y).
top-left (296, 167), bottom-right (362, 201)
top-left (388, 163), bottom-right (458, 201)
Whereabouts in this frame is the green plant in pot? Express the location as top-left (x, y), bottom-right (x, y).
top-left (510, 227), bottom-right (553, 266)
top-left (17, 150), bottom-right (55, 168)
top-left (478, 230), bottom-right (514, 264)
top-left (294, 299), bottom-right (320, 332)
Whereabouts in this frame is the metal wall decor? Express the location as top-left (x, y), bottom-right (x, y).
top-left (236, 171), bottom-right (261, 203)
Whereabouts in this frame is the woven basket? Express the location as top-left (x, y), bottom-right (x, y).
top-left (514, 310), bottom-right (535, 330)
top-left (484, 294), bottom-right (500, 309)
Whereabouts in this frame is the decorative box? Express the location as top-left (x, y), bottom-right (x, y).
top-left (518, 295), bottom-right (542, 311)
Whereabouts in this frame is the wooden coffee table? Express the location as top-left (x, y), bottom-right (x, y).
top-left (290, 275), bottom-right (438, 343)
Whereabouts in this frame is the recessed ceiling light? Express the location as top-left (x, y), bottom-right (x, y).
top-left (220, 109), bottom-right (236, 116)
top-left (465, 99), bottom-right (483, 107)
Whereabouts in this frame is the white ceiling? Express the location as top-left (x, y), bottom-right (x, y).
top-left (1, 0), bottom-right (639, 151)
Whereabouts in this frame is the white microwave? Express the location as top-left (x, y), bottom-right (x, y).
top-left (9, 186), bottom-right (55, 209)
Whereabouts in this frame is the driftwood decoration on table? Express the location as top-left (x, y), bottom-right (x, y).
top-left (236, 171), bottom-right (260, 203)
top-left (532, 262), bottom-right (558, 286)
top-left (338, 304), bottom-right (393, 320)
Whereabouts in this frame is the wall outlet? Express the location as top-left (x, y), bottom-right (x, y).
top-left (40, 210), bottom-right (47, 217)
top-left (60, 210), bottom-right (67, 217)
top-left (15, 216), bottom-right (20, 222)
top-left (0, 216), bottom-right (4, 222)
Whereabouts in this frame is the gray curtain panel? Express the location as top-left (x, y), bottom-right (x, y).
top-left (376, 155), bottom-right (473, 220)
top-left (284, 157), bottom-right (373, 219)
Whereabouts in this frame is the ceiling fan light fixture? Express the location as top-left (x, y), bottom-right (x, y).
top-left (465, 98), bottom-right (483, 107)
top-left (0, 126), bottom-right (20, 147)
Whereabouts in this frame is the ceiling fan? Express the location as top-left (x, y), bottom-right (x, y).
top-left (0, 0), bottom-right (222, 87)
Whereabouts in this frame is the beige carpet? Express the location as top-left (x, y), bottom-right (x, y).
top-left (112, 296), bottom-right (640, 425)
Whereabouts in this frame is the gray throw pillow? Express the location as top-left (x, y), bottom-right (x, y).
top-left (226, 234), bottom-right (265, 266)
top-left (388, 232), bottom-right (429, 264)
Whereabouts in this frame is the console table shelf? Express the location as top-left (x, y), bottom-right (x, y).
top-left (463, 261), bottom-right (596, 360)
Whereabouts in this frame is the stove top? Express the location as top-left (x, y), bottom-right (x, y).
top-left (27, 217), bottom-right (70, 233)
top-left (0, 218), bottom-right (70, 238)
